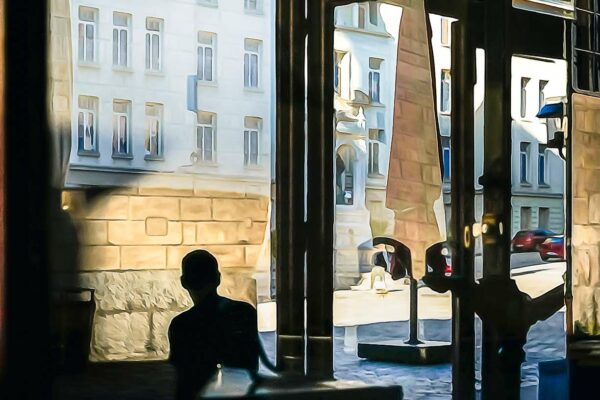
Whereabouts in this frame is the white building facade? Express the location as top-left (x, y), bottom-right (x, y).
top-left (429, 15), bottom-right (566, 239)
top-left (67, 0), bottom-right (273, 195)
top-left (333, 3), bottom-right (399, 288)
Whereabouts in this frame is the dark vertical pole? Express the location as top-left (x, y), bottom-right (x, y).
top-left (306, 0), bottom-right (334, 378)
top-left (275, 0), bottom-right (306, 374)
top-left (450, 17), bottom-right (476, 400)
top-left (564, 19), bottom-right (573, 339)
top-left (3, 0), bottom-right (51, 398)
top-left (481, 0), bottom-right (513, 398)
top-left (407, 278), bottom-right (419, 344)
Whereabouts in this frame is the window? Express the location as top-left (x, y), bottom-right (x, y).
top-left (198, 32), bottom-right (216, 82)
top-left (520, 77), bottom-right (530, 118)
top-left (368, 129), bottom-right (385, 175)
top-left (245, 0), bottom-right (259, 12)
top-left (334, 52), bottom-right (342, 94)
top-left (78, 7), bottom-right (97, 63)
top-left (77, 96), bottom-right (98, 154)
top-left (244, 39), bottom-right (261, 88)
top-left (441, 18), bottom-right (450, 47)
top-left (244, 117), bottom-right (261, 166)
top-left (336, 146), bottom-right (355, 205)
top-left (113, 12), bottom-right (130, 67)
top-left (196, 111), bottom-right (216, 162)
top-left (112, 100), bottom-right (131, 156)
top-left (538, 144), bottom-right (547, 185)
top-left (369, 58), bottom-right (382, 103)
top-left (539, 208), bottom-right (550, 229)
top-left (521, 207), bottom-right (532, 230)
top-left (443, 147), bottom-right (451, 181)
top-left (573, 0), bottom-right (600, 92)
top-left (145, 18), bottom-right (162, 71)
top-left (368, 2), bottom-right (378, 25)
top-left (440, 70), bottom-right (451, 113)
top-left (539, 80), bottom-right (548, 109)
top-left (145, 103), bottom-right (163, 159)
top-left (198, 0), bottom-right (218, 6)
top-left (520, 142), bottom-right (530, 183)
top-left (358, 4), bottom-right (366, 29)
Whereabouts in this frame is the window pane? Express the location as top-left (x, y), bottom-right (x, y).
top-left (244, 53), bottom-right (249, 86)
top-left (145, 34), bottom-right (151, 69)
top-left (204, 128), bottom-right (213, 160)
top-left (86, 25), bottom-right (94, 61)
top-left (113, 29), bottom-right (119, 64)
top-left (78, 24), bottom-right (85, 60)
top-left (114, 13), bottom-right (128, 26)
top-left (244, 130), bottom-right (249, 165)
top-left (152, 35), bottom-right (160, 70)
top-left (205, 48), bottom-right (213, 81)
top-left (197, 47), bottom-right (204, 80)
top-left (78, 112), bottom-right (84, 150)
top-left (120, 30), bottom-right (128, 66)
top-left (251, 54), bottom-right (258, 87)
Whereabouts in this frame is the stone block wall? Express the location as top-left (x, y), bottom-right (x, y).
top-left (386, 3), bottom-right (444, 280)
top-left (55, 185), bottom-right (270, 361)
top-left (572, 93), bottom-right (600, 335)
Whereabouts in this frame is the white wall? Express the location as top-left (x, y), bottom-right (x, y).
top-left (68, 0), bottom-right (273, 187)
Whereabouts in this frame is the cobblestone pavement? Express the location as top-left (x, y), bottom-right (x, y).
top-left (260, 312), bottom-right (566, 400)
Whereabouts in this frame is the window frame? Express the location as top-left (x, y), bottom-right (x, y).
top-left (520, 142), bottom-right (531, 184)
top-left (244, 0), bottom-right (262, 14)
top-left (145, 17), bottom-right (163, 72)
top-left (520, 77), bottom-right (530, 118)
top-left (440, 69), bottom-right (451, 114)
top-left (144, 103), bottom-right (164, 160)
top-left (195, 111), bottom-right (217, 163)
top-left (112, 12), bottom-right (131, 69)
top-left (112, 100), bottom-right (132, 158)
top-left (538, 144), bottom-right (548, 186)
top-left (244, 38), bottom-right (261, 89)
top-left (198, 32), bottom-right (216, 83)
top-left (244, 117), bottom-right (262, 167)
top-left (77, 95), bottom-right (99, 156)
top-left (440, 17), bottom-right (450, 47)
top-left (368, 129), bottom-right (384, 176)
top-left (368, 57), bottom-right (382, 104)
top-left (78, 6), bottom-right (98, 64)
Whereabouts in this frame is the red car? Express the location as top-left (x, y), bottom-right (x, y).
top-left (539, 236), bottom-right (565, 261)
top-left (511, 229), bottom-right (556, 253)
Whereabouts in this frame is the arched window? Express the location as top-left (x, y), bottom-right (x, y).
top-left (336, 146), bottom-right (355, 205)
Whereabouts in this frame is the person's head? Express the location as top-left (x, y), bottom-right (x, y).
top-left (181, 250), bottom-right (220, 303)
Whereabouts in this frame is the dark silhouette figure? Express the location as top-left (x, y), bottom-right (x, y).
top-left (169, 250), bottom-right (259, 399)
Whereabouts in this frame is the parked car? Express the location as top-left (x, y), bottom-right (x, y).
top-left (539, 236), bottom-right (565, 261)
top-left (511, 229), bottom-right (557, 253)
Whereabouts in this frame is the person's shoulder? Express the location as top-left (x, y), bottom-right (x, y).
top-left (220, 297), bottom-right (256, 316)
top-left (169, 309), bottom-right (193, 332)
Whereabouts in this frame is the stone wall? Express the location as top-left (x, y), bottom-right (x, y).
top-left (572, 93), bottom-right (600, 335)
top-left (55, 185), bottom-right (270, 361)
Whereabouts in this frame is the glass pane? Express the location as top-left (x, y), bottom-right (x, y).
top-left (152, 35), bottom-right (160, 70)
top-left (197, 47), bottom-right (204, 80)
top-left (145, 33), bottom-right (151, 69)
top-left (78, 24), bottom-right (85, 60)
top-left (244, 53), bottom-right (249, 86)
top-left (244, 130), bottom-right (249, 164)
top-left (85, 25), bottom-right (94, 61)
top-left (49, 1), bottom-right (275, 398)
top-left (251, 54), bottom-right (258, 87)
top-left (113, 29), bottom-right (118, 64)
top-left (120, 30), bottom-right (128, 66)
top-left (205, 48), bottom-right (213, 81)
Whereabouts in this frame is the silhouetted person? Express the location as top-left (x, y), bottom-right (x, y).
top-left (169, 250), bottom-right (259, 399)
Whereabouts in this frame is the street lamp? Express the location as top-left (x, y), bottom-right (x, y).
top-left (536, 96), bottom-right (568, 160)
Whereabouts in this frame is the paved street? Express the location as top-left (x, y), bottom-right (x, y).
top-left (258, 255), bottom-right (567, 399)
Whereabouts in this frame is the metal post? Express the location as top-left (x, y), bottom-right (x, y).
top-left (275, 0), bottom-right (306, 374)
top-left (450, 16), bottom-right (476, 400)
top-left (481, 0), bottom-right (514, 398)
top-left (407, 278), bottom-right (420, 345)
top-left (306, 0), bottom-right (334, 378)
